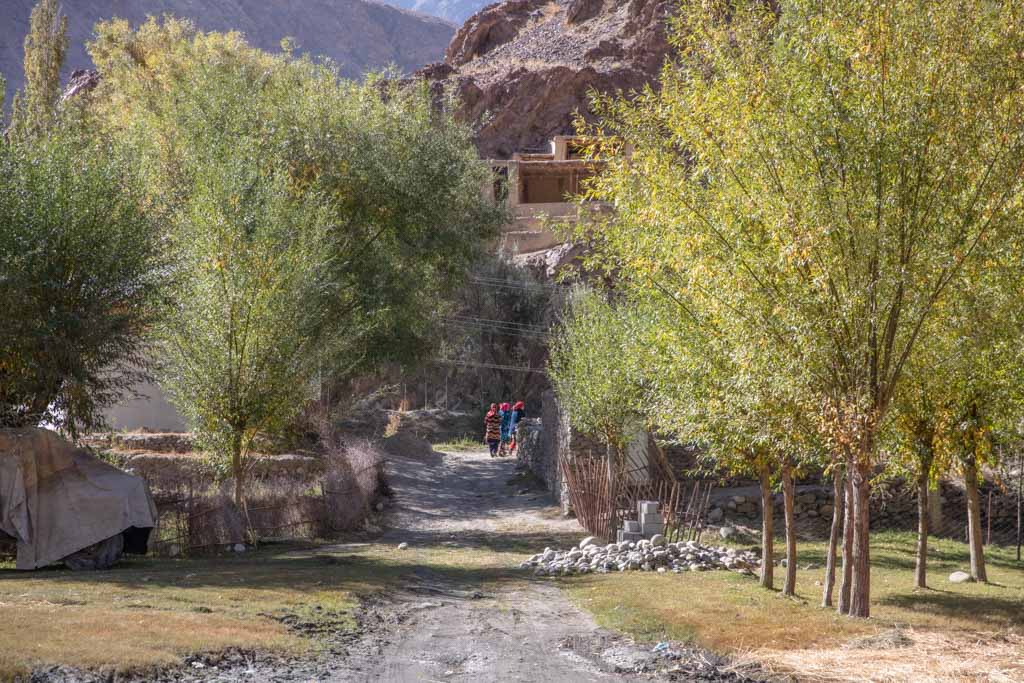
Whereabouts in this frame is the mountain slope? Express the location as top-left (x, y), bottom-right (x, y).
top-left (415, 0), bottom-right (674, 158)
top-left (1, 0), bottom-right (455, 108)
top-left (387, 0), bottom-right (492, 24)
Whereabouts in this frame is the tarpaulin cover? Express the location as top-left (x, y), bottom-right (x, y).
top-left (0, 428), bottom-right (157, 570)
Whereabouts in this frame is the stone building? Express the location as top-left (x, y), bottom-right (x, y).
top-left (486, 136), bottom-right (610, 260)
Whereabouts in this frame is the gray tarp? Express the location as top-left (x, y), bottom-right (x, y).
top-left (0, 428), bottom-right (157, 570)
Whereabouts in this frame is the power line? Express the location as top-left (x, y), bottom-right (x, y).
top-left (470, 276), bottom-right (573, 291)
top-left (433, 358), bottom-right (548, 374)
top-left (447, 314), bottom-right (548, 333)
top-left (443, 320), bottom-right (549, 340)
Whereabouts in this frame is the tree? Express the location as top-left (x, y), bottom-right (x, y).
top-left (89, 18), bottom-right (501, 384)
top-left (572, 0), bottom-right (1024, 616)
top-left (158, 155), bottom-right (340, 508)
top-left (548, 289), bottom-right (650, 463)
top-left (888, 352), bottom-right (951, 590)
top-left (87, 18), bottom-right (501, 507)
top-left (0, 129), bottom-right (167, 435)
top-left (9, 0), bottom-right (67, 138)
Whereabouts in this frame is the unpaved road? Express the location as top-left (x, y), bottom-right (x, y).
top-left (327, 448), bottom-right (752, 682)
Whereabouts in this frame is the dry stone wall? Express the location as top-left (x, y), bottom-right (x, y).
top-left (516, 390), bottom-right (605, 513)
top-left (710, 479), bottom-right (1022, 544)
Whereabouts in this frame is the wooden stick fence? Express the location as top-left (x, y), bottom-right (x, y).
top-left (561, 455), bottom-right (714, 543)
top-left (559, 456), bottom-right (619, 541)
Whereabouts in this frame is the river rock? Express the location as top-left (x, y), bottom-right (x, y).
top-left (949, 571), bottom-right (974, 584)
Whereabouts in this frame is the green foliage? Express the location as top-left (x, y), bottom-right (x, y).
top-left (89, 17), bottom-right (501, 379)
top-left (557, 0), bottom-right (1024, 614)
top-left (85, 18), bottom-right (502, 489)
top-left (572, 0), bottom-right (1024, 464)
top-left (156, 154), bottom-right (340, 471)
top-left (9, 0), bottom-right (67, 138)
top-left (0, 129), bottom-right (167, 435)
top-left (548, 290), bottom-right (651, 453)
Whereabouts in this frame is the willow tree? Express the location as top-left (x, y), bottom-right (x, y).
top-left (572, 0), bottom-right (1024, 617)
top-left (87, 18), bottom-right (502, 509)
top-left (548, 289), bottom-right (651, 465)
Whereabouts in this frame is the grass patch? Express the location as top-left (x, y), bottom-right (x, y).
top-left (433, 437), bottom-right (484, 452)
top-left (563, 531), bottom-right (1024, 656)
top-left (0, 539), bottom-right (528, 680)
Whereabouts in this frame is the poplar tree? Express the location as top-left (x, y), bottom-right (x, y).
top-left (570, 0), bottom-right (1024, 617)
top-left (10, 0), bottom-right (68, 137)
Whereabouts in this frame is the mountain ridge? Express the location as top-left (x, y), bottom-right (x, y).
top-left (1, 0), bottom-right (455, 109)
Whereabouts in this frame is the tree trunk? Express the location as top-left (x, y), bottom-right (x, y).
top-left (837, 467), bottom-right (854, 615)
top-left (849, 457), bottom-right (872, 618)
top-left (964, 452), bottom-right (988, 583)
top-left (915, 464), bottom-right (930, 589)
top-left (781, 459), bottom-right (797, 596)
top-left (822, 466), bottom-right (843, 607)
top-left (231, 430), bottom-right (245, 507)
top-left (759, 462), bottom-right (774, 590)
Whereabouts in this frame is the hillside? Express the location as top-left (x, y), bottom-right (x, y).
top-left (1, 0), bottom-right (455, 108)
top-left (387, 0), bottom-right (492, 24)
top-left (415, 0), bottom-right (674, 159)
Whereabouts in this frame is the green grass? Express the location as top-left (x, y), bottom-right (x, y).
top-left (433, 437), bottom-right (484, 452)
top-left (562, 531), bottom-right (1024, 653)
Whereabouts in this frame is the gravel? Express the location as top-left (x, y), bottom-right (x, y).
top-left (520, 537), bottom-right (761, 577)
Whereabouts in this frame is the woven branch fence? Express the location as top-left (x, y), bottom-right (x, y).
top-left (560, 455), bottom-right (713, 543)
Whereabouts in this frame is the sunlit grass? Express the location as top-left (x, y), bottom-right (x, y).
top-left (561, 531), bottom-right (1024, 669)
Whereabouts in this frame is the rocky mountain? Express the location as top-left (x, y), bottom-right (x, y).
top-left (415, 0), bottom-right (674, 159)
top-left (1, 0), bottom-right (455, 109)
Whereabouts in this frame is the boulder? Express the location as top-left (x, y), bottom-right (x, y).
top-left (948, 571), bottom-right (974, 584)
top-left (566, 0), bottom-right (603, 24)
top-left (579, 536), bottom-right (597, 549)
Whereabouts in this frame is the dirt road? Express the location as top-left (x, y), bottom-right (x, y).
top-left (327, 447), bottom-right (750, 682)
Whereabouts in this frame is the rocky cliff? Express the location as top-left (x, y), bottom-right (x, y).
top-left (416, 0), bottom-right (674, 159)
top-left (1, 0), bottom-right (455, 110)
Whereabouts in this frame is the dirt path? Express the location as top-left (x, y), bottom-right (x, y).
top-left (326, 448), bottom-right (749, 682)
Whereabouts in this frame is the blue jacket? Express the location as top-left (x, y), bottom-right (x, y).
top-left (500, 409), bottom-right (513, 440)
top-left (508, 408), bottom-right (523, 434)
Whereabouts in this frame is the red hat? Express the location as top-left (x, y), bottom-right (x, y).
top-left (501, 402), bottom-right (511, 411)
top-left (513, 401), bottom-right (525, 410)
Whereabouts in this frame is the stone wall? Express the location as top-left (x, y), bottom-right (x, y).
top-left (710, 478), bottom-right (1022, 544)
top-left (516, 390), bottom-right (606, 513)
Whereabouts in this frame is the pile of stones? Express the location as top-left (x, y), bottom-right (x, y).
top-left (519, 535), bottom-right (761, 577)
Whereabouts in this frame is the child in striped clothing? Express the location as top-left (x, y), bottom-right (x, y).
top-left (484, 403), bottom-right (502, 457)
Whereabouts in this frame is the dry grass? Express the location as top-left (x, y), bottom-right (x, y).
top-left (756, 629), bottom-right (1024, 682)
top-left (0, 604), bottom-right (299, 680)
top-left (563, 531), bottom-right (1024, 681)
top-left (0, 538), bottom-right (526, 680)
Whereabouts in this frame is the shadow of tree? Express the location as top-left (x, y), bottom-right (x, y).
top-left (877, 591), bottom-right (1024, 628)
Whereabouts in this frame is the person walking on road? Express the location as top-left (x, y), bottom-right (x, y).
top-left (499, 402), bottom-right (513, 456)
top-left (508, 400), bottom-right (525, 454)
top-left (484, 403), bottom-right (502, 457)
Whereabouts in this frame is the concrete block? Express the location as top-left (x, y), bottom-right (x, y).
top-left (640, 512), bottom-right (662, 526)
top-left (623, 520), bottom-right (641, 533)
top-left (641, 522), bottom-right (664, 536)
top-left (619, 531), bottom-right (643, 543)
top-left (638, 500), bottom-right (659, 515)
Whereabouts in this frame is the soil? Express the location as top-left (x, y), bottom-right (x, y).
top-left (30, 448), bottom-right (759, 683)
